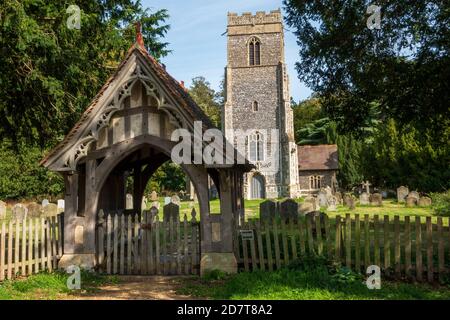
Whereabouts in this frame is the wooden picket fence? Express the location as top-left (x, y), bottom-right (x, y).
top-left (0, 214), bottom-right (63, 281)
top-left (97, 209), bottom-right (200, 275)
top-left (235, 214), bottom-right (450, 283)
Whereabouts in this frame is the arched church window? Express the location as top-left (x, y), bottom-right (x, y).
top-left (248, 132), bottom-right (265, 162)
top-left (249, 37), bottom-right (261, 66)
top-left (252, 101), bottom-right (259, 112)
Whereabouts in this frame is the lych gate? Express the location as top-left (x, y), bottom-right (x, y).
top-left (41, 30), bottom-right (252, 275)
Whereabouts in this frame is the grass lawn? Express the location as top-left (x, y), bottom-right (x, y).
top-left (0, 271), bottom-right (118, 300)
top-left (177, 268), bottom-right (450, 300)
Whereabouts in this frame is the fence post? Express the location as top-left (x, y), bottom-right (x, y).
top-left (334, 215), bottom-right (341, 265)
top-left (97, 210), bottom-right (105, 272)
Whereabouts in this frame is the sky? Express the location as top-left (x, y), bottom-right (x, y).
top-left (142, 0), bottom-right (313, 102)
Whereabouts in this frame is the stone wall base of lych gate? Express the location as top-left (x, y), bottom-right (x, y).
top-left (58, 254), bottom-right (96, 271)
top-left (200, 252), bottom-right (237, 276)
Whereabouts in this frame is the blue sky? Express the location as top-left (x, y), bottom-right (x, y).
top-left (142, 0), bottom-right (313, 102)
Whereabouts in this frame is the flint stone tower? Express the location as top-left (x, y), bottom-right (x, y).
top-left (223, 10), bottom-right (299, 199)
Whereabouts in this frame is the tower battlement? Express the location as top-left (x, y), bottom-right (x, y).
top-left (227, 9), bottom-right (282, 26)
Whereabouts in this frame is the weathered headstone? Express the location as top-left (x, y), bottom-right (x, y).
top-left (334, 192), bottom-right (343, 205)
top-left (42, 199), bottom-right (49, 207)
top-left (43, 203), bottom-right (58, 216)
top-left (27, 202), bottom-right (43, 217)
top-left (299, 201), bottom-right (315, 215)
top-left (12, 204), bottom-right (28, 220)
top-left (327, 196), bottom-right (337, 211)
top-left (361, 180), bottom-right (371, 194)
top-left (359, 192), bottom-right (370, 205)
top-left (370, 193), bottom-right (383, 206)
top-left (125, 194), bottom-right (133, 209)
top-left (324, 186), bottom-right (333, 197)
top-left (343, 194), bottom-right (355, 210)
top-left (0, 201), bottom-right (6, 219)
top-left (418, 196), bottom-right (432, 207)
top-left (57, 199), bottom-right (65, 211)
top-left (151, 201), bottom-right (160, 210)
top-left (171, 194), bottom-right (181, 206)
top-left (163, 202), bottom-right (179, 222)
top-left (406, 196), bottom-right (417, 207)
top-left (260, 200), bottom-right (277, 221)
top-left (150, 190), bottom-right (158, 201)
top-left (407, 191), bottom-right (420, 203)
top-left (141, 196), bottom-right (148, 211)
top-left (279, 199), bottom-right (298, 221)
top-left (318, 188), bottom-right (328, 207)
top-left (397, 186), bottom-right (409, 203)
top-left (164, 197), bottom-right (171, 205)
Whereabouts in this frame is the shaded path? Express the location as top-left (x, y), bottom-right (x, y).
top-left (64, 276), bottom-right (202, 300)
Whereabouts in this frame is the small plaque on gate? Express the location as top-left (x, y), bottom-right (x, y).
top-left (240, 229), bottom-right (254, 240)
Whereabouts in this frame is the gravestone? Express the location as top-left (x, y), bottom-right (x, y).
top-left (407, 191), bottom-right (420, 203)
top-left (406, 196), bottom-right (417, 207)
top-left (361, 180), bottom-right (371, 194)
top-left (27, 202), bottom-right (43, 218)
top-left (163, 202), bottom-right (179, 222)
top-left (397, 186), bottom-right (409, 203)
top-left (0, 201), bottom-right (6, 219)
top-left (150, 191), bottom-right (158, 201)
top-left (370, 193), bottom-right (383, 206)
top-left (334, 192), bottom-right (343, 205)
top-left (260, 200), bottom-right (277, 222)
top-left (148, 206), bottom-right (159, 223)
top-left (125, 194), bottom-right (133, 209)
top-left (324, 186), bottom-right (333, 197)
top-left (299, 201), bottom-right (315, 215)
top-left (171, 194), bottom-right (181, 206)
top-left (12, 204), bottom-right (28, 220)
top-left (44, 203), bottom-right (58, 216)
top-left (359, 192), bottom-right (370, 205)
top-left (279, 199), bottom-right (298, 221)
top-left (164, 197), bottom-right (171, 205)
top-left (42, 199), bottom-right (49, 208)
top-left (318, 188), bottom-right (328, 207)
top-left (57, 199), bottom-right (65, 212)
top-left (141, 196), bottom-right (148, 211)
top-left (343, 194), bottom-right (355, 210)
top-left (151, 201), bottom-right (160, 210)
top-left (327, 196), bottom-right (337, 211)
top-left (418, 196), bottom-right (432, 207)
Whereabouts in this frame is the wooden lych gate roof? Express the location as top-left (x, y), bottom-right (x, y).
top-left (41, 35), bottom-right (251, 173)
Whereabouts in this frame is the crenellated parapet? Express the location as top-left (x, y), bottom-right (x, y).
top-left (227, 9), bottom-right (282, 26)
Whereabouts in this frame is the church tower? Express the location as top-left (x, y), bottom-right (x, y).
top-left (223, 10), bottom-right (299, 199)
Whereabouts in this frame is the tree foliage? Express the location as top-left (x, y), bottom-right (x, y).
top-left (188, 76), bottom-right (222, 128)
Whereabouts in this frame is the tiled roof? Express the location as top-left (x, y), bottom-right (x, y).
top-left (297, 144), bottom-right (338, 171)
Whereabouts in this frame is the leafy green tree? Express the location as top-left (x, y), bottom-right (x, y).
top-left (188, 76), bottom-right (222, 128)
top-left (284, 0), bottom-right (449, 138)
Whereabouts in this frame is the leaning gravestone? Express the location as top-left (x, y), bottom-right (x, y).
top-left (164, 197), bottom-right (171, 205)
top-left (280, 199), bottom-right (298, 221)
top-left (0, 201), bottom-right (6, 219)
top-left (324, 186), bottom-right (333, 197)
top-left (370, 193), bottom-right (383, 206)
top-left (171, 194), bottom-right (181, 206)
top-left (163, 202), bottom-right (179, 222)
top-left (260, 200), bottom-right (277, 222)
top-left (318, 188), bottom-right (328, 207)
top-left (141, 196), bottom-right (148, 211)
top-left (334, 192), bottom-right (343, 205)
top-left (125, 194), bottom-right (133, 209)
top-left (43, 203), bottom-right (58, 216)
top-left (406, 196), bottom-right (417, 207)
top-left (359, 192), bottom-right (370, 205)
top-left (343, 194), bottom-right (355, 210)
top-left (151, 201), bottom-right (160, 210)
top-left (12, 204), bottom-right (28, 220)
top-left (42, 199), bottom-right (49, 208)
top-left (327, 196), bottom-right (337, 211)
top-left (418, 196), bottom-right (432, 207)
top-left (397, 186), bottom-right (409, 203)
top-left (150, 190), bottom-right (158, 201)
top-left (27, 202), bottom-right (43, 218)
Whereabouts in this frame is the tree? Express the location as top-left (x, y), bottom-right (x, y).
top-left (188, 77), bottom-right (222, 128)
top-left (284, 0), bottom-right (450, 139)
top-left (0, 0), bottom-right (170, 147)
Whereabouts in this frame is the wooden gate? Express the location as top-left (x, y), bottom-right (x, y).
top-left (96, 207), bottom-right (200, 275)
